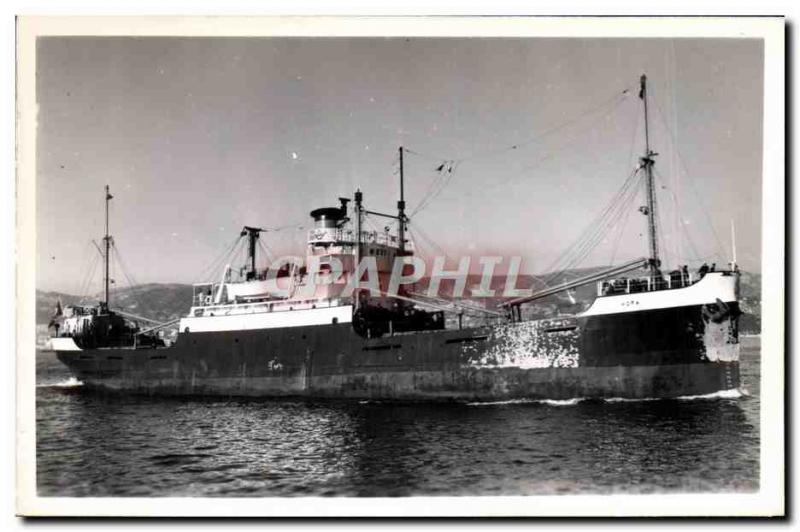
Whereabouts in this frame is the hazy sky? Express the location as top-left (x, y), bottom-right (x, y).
top-left (36, 37), bottom-right (763, 294)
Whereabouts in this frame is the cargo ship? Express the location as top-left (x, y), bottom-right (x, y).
top-left (47, 75), bottom-right (742, 401)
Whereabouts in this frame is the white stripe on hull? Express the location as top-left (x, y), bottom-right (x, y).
top-left (48, 337), bottom-right (82, 351)
top-left (179, 304), bottom-right (353, 333)
top-left (580, 272), bottom-right (738, 317)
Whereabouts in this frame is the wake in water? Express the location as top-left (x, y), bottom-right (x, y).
top-left (467, 388), bottom-right (749, 406)
top-left (467, 398), bottom-right (583, 407)
top-left (37, 377), bottom-right (84, 389)
top-left (677, 388), bottom-right (750, 400)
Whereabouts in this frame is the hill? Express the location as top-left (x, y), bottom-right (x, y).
top-left (36, 283), bottom-right (193, 325)
top-left (36, 270), bottom-right (762, 334)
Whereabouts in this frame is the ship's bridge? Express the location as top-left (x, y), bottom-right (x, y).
top-left (308, 206), bottom-right (348, 248)
top-left (307, 226), bottom-right (410, 250)
top-left (307, 205), bottom-right (411, 253)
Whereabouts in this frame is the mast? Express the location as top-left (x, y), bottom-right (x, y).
top-left (103, 185), bottom-right (113, 308)
top-left (354, 189), bottom-right (363, 310)
top-left (240, 226), bottom-right (263, 279)
top-left (397, 146), bottom-right (406, 254)
top-left (639, 74), bottom-right (661, 272)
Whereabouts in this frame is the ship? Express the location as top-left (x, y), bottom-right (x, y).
top-left (47, 75), bottom-right (742, 401)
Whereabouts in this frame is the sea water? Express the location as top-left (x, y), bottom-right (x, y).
top-left (35, 338), bottom-right (760, 497)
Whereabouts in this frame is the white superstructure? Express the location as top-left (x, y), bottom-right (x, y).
top-left (581, 272), bottom-right (739, 317)
top-left (178, 298), bottom-right (353, 333)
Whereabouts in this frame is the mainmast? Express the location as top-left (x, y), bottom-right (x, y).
top-left (639, 74), bottom-right (661, 272)
top-left (397, 146), bottom-right (407, 254)
top-left (103, 185), bottom-right (113, 309)
top-left (353, 189), bottom-right (363, 310)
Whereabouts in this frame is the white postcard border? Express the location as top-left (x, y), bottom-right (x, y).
top-left (15, 15), bottom-right (785, 517)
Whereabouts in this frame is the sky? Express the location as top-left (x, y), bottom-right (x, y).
top-left (35, 37), bottom-right (764, 294)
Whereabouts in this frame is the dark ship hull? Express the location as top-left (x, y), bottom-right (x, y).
top-left (51, 74), bottom-right (742, 402)
top-left (54, 297), bottom-right (741, 402)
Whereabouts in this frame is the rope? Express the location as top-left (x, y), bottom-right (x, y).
top-left (407, 221), bottom-right (451, 262)
top-left (606, 105), bottom-right (646, 268)
top-left (410, 98), bottom-right (630, 218)
top-left (516, 97), bottom-right (629, 176)
top-left (404, 84), bottom-right (635, 216)
top-left (407, 96), bottom-right (640, 287)
top-left (608, 192), bottom-right (637, 266)
top-left (409, 161), bottom-right (461, 218)
top-left (649, 92), bottom-right (727, 260)
top-left (409, 84), bottom-right (634, 166)
top-left (71, 241), bottom-right (95, 297)
top-left (190, 235), bottom-right (244, 285)
top-left (652, 168), bottom-right (725, 265)
top-left (77, 250), bottom-right (101, 303)
top-left (256, 238), bottom-right (275, 266)
top-left (405, 226), bottom-right (426, 261)
top-left (541, 166), bottom-right (644, 283)
top-left (111, 242), bottom-right (151, 316)
top-left (555, 173), bottom-right (642, 277)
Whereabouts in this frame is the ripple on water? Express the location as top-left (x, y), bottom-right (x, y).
top-left (35, 351), bottom-right (761, 497)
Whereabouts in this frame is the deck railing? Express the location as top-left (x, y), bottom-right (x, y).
top-left (189, 297), bottom-right (350, 319)
top-left (307, 228), bottom-right (413, 250)
top-left (597, 271), bottom-right (697, 296)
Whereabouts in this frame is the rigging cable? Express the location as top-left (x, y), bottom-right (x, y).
top-left (605, 103), bottom-right (646, 268)
top-left (552, 169), bottom-right (643, 278)
top-left (407, 225), bottom-right (442, 264)
top-left (407, 84), bottom-right (635, 166)
top-left (75, 242), bottom-right (97, 301)
top-left (256, 237), bottom-right (275, 266)
top-left (515, 97), bottom-right (631, 177)
top-left (71, 240), bottom-right (96, 298)
top-left (608, 192), bottom-right (637, 266)
top-left (111, 242), bottom-right (152, 316)
top-left (408, 97), bottom-right (628, 217)
top-left (412, 96), bottom-right (644, 289)
top-left (407, 220), bottom-right (452, 263)
top-left (77, 249), bottom-right (101, 303)
top-left (649, 91), bottom-right (727, 260)
top-left (405, 226), bottom-right (426, 261)
top-left (409, 161), bottom-right (461, 218)
top-left (541, 179), bottom-right (641, 286)
top-left (605, 101), bottom-right (644, 267)
top-left (409, 160), bottom-right (456, 213)
top-left (540, 166), bottom-right (644, 284)
top-left (403, 84), bottom-right (636, 217)
top-left (412, 95), bottom-right (629, 216)
top-left (190, 235), bottom-right (245, 285)
top-left (652, 168), bottom-right (719, 264)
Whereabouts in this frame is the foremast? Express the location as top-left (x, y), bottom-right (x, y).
top-left (103, 185), bottom-right (113, 309)
top-left (639, 74), bottom-right (661, 273)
